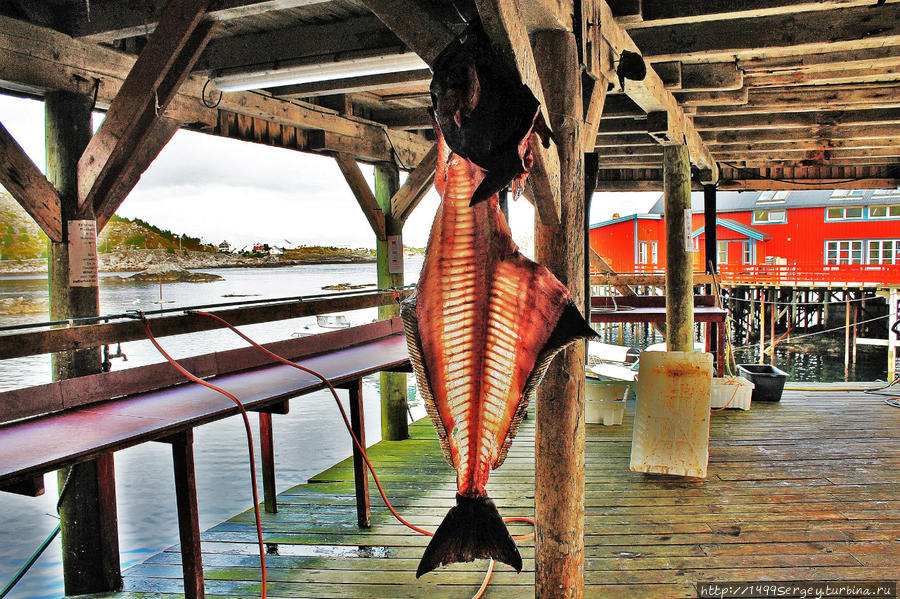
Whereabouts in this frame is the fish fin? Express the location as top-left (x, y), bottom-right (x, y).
top-left (400, 291), bottom-right (455, 468)
top-left (469, 169), bottom-right (512, 206)
top-left (416, 494), bottom-right (521, 578)
top-left (495, 299), bottom-right (598, 468)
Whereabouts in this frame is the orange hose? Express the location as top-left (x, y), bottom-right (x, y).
top-left (139, 317), bottom-right (267, 599)
top-left (191, 311), bottom-right (535, 596)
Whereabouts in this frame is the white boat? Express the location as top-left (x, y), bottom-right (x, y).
top-left (587, 341), bottom-right (641, 382)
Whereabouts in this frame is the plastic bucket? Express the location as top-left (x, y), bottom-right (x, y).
top-left (630, 351), bottom-right (713, 478)
top-left (736, 364), bottom-right (788, 402)
top-left (710, 376), bottom-right (754, 410)
top-left (585, 378), bottom-right (629, 425)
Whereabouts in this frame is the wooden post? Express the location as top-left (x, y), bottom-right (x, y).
top-left (663, 145), bottom-right (693, 352)
top-left (759, 289), bottom-right (766, 364)
top-left (533, 30), bottom-right (585, 599)
top-left (770, 289), bottom-right (776, 358)
top-left (346, 378), bottom-right (371, 528)
top-left (375, 162), bottom-right (408, 441)
top-left (845, 292), bottom-right (851, 374)
top-left (170, 430), bottom-right (204, 599)
top-left (259, 412), bottom-right (277, 513)
top-left (888, 287), bottom-right (898, 382)
top-left (46, 90), bottom-right (122, 595)
top-left (703, 184), bottom-right (717, 274)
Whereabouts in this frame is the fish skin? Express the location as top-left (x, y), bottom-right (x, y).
top-left (401, 131), bottom-right (597, 576)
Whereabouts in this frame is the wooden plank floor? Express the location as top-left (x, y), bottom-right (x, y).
top-left (102, 390), bottom-right (900, 598)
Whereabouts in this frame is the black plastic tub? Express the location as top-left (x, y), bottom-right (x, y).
top-left (736, 364), bottom-right (789, 402)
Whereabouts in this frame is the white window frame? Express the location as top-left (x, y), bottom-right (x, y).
top-left (752, 209), bottom-right (786, 224)
top-left (868, 205), bottom-right (900, 219)
top-left (718, 240), bottom-right (728, 265)
top-left (825, 240), bottom-right (864, 265)
top-left (825, 206), bottom-right (864, 221)
top-left (867, 239), bottom-right (900, 265)
top-left (638, 241), bottom-right (658, 265)
top-left (742, 240), bottom-right (753, 264)
top-left (757, 190), bottom-right (790, 204)
top-left (830, 189), bottom-right (865, 199)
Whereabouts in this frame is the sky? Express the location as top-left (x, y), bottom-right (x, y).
top-left (0, 94), bottom-right (660, 252)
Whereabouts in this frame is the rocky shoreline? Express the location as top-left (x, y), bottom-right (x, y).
top-left (0, 248), bottom-right (376, 275)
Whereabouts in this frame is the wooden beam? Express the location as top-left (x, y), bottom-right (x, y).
top-left (70, 0), bottom-right (332, 41)
top-left (589, 249), bottom-right (637, 297)
top-left (195, 15), bottom-right (402, 74)
top-left (169, 430), bottom-right (204, 599)
top-left (358, 0), bottom-right (461, 65)
top-left (308, 129), bottom-right (431, 165)
top-left (674, 88), bottom-right (749, 106)
top-left (633, 0), bottom-right (898, 27)
top-left (583, 75), bottom-right (610, 152)
top-left (267, 69), bottom-right (432, 99)
top-left (391, 142), bottom-right (437, 222)
top-left (680, 63), bottom-right (744, 91)
top-left (705, 125), bottom-right (900, 144)
top-left (629, 5), bottom-right (900, 63)
top-left (693, 108), bottom-right (900, 130)
top-left (476, 0), bottom-right (562, 225)
top-left (77, 0), bottom-right (216, 223)
top-left (739, 45), bottom-right (900, 74)
top-left (334, 153), bottom-right (387, 240)
top-left (0, 15), bottom-right (430, 170)
top-left (598, 1), bottom-right (718, 181)
top-left (0, 120), bottom-right (62, 241)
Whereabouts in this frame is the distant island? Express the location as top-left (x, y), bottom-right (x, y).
top-left (0, 193), bottom-right (386, 274)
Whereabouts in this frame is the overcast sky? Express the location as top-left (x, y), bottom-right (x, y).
top-left (0, 94), bottom-right (659, 251)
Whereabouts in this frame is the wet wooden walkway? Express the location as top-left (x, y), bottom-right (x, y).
top-left (103, 390), bottom-right (899, 598)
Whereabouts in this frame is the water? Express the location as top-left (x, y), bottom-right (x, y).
top-left (0, 259), bottom-right (426, 599)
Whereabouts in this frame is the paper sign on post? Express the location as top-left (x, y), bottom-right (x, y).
top-left (684, 209), bottom-right (696, 252)
top-left (388, 235), bottom-right (403, 274)
top-left (68, 220), bottom-right (99, 287)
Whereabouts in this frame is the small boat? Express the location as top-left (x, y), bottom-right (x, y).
top-left (587, 341), bottom-right (641, 382)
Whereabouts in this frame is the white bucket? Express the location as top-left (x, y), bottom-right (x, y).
top-left (630, 351), bottom-right (713, 478)
top-left (585, 378), bottom-right (628, 425)
top-left (710, 376), bottom-right (753, 410)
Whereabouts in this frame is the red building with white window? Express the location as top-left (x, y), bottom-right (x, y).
top-left (589, 189), bottom-right (900, 285)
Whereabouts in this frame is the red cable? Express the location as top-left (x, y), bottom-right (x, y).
top-left (190, 311), bottom-right (535, 592)
top-left (139, 317), bottom-right (267, 599)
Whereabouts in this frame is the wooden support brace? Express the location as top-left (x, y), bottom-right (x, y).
top-left (583, 75), bottom-right (609, 153)
top-left (475, 0), bottom-right (562, 225)
top-left (168, 430), bottom-right (205, 599)
top-left (259, 412), bottom-right (277, 514)
top-left (77, 0), bottom-right (216, 222)
top-left (0, 121), bottom-right (62, 241)
top-left (338, 378), bottom-right (370, 528)
top-left (391, 142), bottom-right (438, 223)
top-left (252, 400), bottom-right (290, 415)
top-left (334, 152), bottom-right (386, 240)
top-left (0, 475), bottom-right (45, 497)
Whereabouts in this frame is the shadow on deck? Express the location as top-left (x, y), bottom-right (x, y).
top-left (102, 390), bottom-right (899, 598)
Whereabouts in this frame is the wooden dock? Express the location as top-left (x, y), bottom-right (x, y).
top-left (101, 390), bottom-right (899, 598)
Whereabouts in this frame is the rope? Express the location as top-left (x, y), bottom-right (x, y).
top-left (730, 314), bottom-right (890, 350)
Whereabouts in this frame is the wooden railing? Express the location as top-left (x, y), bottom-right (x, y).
top-left (717, 264), bottom-right (900, 286)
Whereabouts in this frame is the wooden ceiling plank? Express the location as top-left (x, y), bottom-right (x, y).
top-left (705, 124), bottom-right (900, 143)
top-left (195, 15), bottom-right (403, 74)
top-left (631, 0), bottom-right (899, 29)
top-left (740, 46), bottom-right (900, 74)
top-left (599, 1), bottom-right (718, 182)
top-left (267, 69), bottom-right (432, 99)
top-left (0, 120), bottom-right (62, 241)
top-left (333, 152), bottom-right (386, 240)
top-left (358, 0), bottom-right (461, 65)
top-left (475, 0), bottom-right (562, 225)
top-left (77, 0), bottom-right (215, 217)
top-left (745, 65), bottom-right (900, 88)
top-left (694, 108), bottom-right (900, 130)
top-left (680, 62), bottom-right (743, 91)
top-left (71, 0), bottom-right (333, 42)
top-left (674, 88), bottom-right (749, 106)
top-left (629, 5), bottom-right (900, 63)
top-left (694, 83), bottom-right (900, 115)
top-left (391, 143), bottom-right (438, 222)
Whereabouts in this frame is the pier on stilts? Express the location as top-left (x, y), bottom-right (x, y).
top-left (92, 389), bottom-right (899, 598)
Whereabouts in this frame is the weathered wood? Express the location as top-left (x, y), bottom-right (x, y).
top-left (598, 1), bottom-right (718, 181)
top-left (746, 65), bottom-right (900, 88)
top-left (170, 430), bottom-right (204, 599)
top-left (358, 0), bottom-right (460, 65)
top-left (0, 476), bottom-right (45, 497)
top-left (635, 0), bottom-right (899, 26)
top-left (70, 0), bottom-right (331, 41)
top-left (590, 273), bottom-right (717, 286)
top-left (259, 412), bottom-right (277, 514)
top-left (475, 0), bottom-right (563, 225)
top-left (0, 290), bottom-right (403, 362)
top-left (694, 108), bottom-right (900, 131)
top-left (630, 5), bottom-right (900, 62)
top-left (269, 69), bottom-right (432, 99)
top-left (309, 129), bottom-right (431, 166)
top-left (0, 120), bottom-right (62, 241)
top-left (663, 145), bottom-right (694, 352)
top-left (390, 142), bottom-right (438, 223)
top-left (680, 62), bottom-right (744, 91)
top-left (696, 83), bottom-right (900, 114)
top-left (703, 184), bottom-right (717, 273)
top-left (346, 378), bottom-right (371, 528)
top-left (532, 29), bottom-right (585, 599)
top-left (374, 162), bottom-right (408, 441)
top-left (45, 89), bottom-right (122, 596)
top-left (334, 153), bottom-right (386, 241)
top-left (77, 0), bottom-right (215, 222)
top-left (583, 75), bottom-right (609, 152)
top-left (704, 123), bottom-right (900, 143)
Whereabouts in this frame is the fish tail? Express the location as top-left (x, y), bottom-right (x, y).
top-left (416, 494), bottom-right (522, 578)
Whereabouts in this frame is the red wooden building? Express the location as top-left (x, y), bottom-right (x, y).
top-left (590, 189), bottom-right (900, 285)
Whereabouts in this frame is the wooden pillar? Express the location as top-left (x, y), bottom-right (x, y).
top-left (375, 162), bottom-right (408, 441)
top-left (703, 184), bottom-right (717, 274)
top-left (844, 292), bottom-right (851, 374)
top-left (663, 145), bottom-right (693, 352)
top-left (759, 289), bottom-right (766, 364)
top-left (171, 430), bottom-right (204, 599)
top-left (533, 30), bottom-right (585, 599)
top-left (888, 287), bottom-right (898, 382)
top-left (346, 378), bottom-right (371, 528)
top-left (259, 412), bottom-right (277, 513)
top-left (46, 90), bottom-right (122, 595)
